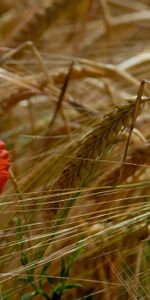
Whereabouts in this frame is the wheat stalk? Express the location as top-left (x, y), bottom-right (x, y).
top-left (81, 9), bottom-right (150, 51)
top-left (50, 58), bottom-right (141, 89)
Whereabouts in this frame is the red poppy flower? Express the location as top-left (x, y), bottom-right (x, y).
top-left (0, 140), bottom-right (10, 192)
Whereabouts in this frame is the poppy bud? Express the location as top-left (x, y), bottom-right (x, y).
top-left (0, 140), bottom-right (10, 192)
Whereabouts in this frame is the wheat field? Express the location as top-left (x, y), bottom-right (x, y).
top-left (0, 0), bottom-right (150, 299)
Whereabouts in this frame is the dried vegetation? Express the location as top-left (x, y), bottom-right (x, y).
top-left (0, 0), bottom-right (150, 299)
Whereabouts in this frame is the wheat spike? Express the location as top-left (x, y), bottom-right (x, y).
top-left (0, 77), bottom-right (96, 120)
top-left (5, 0), bottom-right (81, 46)
top-left (49, 100), bottom-right (143, 223)
top-left (53, 102), bottom-right (139, 189)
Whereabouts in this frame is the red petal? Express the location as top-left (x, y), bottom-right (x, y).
top-left (0, 149), bottom-right (9, 159)
top-left (0, 140), bottom-right (10, 192)
top-left (0, 140), bottom-right (5, 150)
